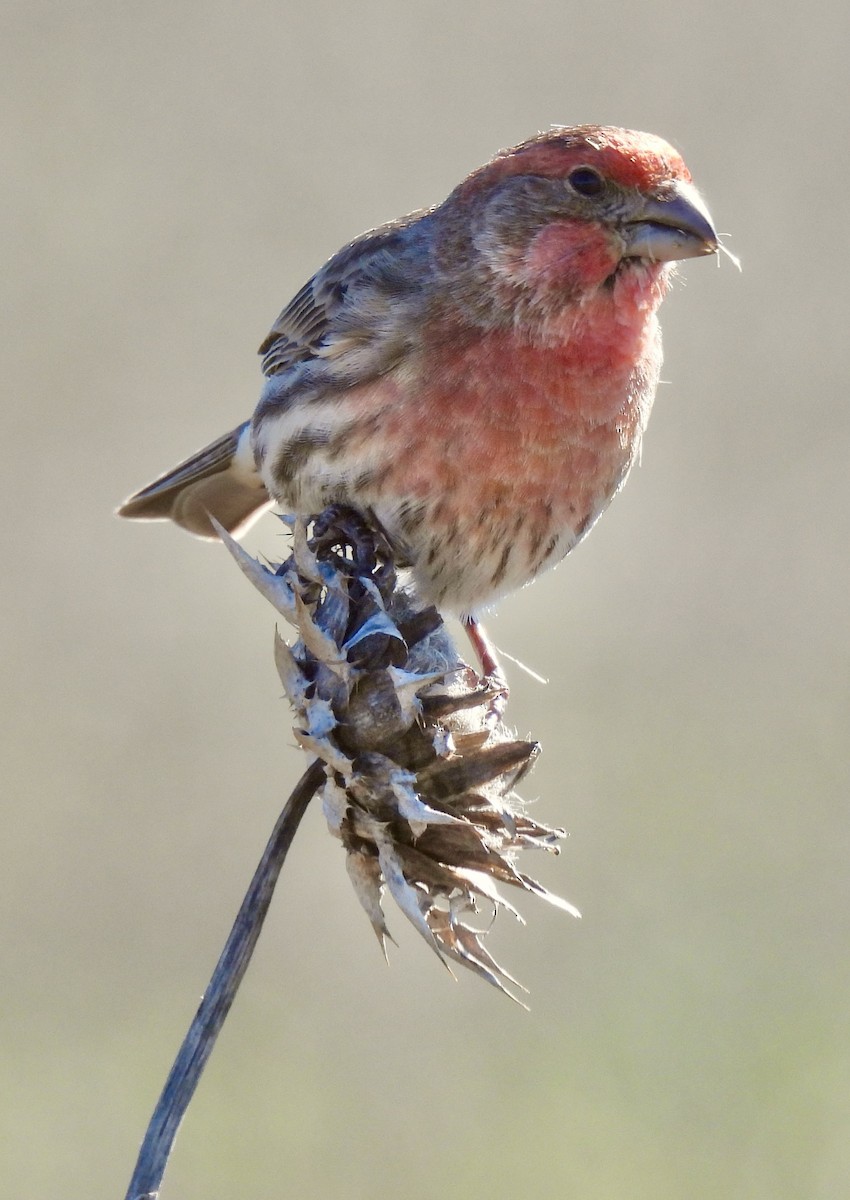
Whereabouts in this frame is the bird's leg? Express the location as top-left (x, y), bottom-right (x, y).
top-left (462, 615), bottom-right (509, 727)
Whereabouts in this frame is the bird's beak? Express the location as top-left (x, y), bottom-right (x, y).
top-left (623, 181), bottom-right (718, 263)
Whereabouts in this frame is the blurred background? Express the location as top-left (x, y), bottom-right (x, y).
top-left (3, 2), bottom-right (849, 1196)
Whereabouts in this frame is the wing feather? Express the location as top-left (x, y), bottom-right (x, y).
top-left (117, 422), bottom-right (270, 538)
top-left (117, 425), bottom-right (248, 514)
top-left (257, 213), bottom-right (432, 382)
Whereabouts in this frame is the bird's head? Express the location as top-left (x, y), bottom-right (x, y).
top-left (438, 125), bottom-right (717, 320)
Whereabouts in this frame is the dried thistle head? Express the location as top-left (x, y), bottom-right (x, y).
top-left (217, 506), bottom-right (578, 1003)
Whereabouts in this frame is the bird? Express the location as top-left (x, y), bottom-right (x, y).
top-left (118, 126), bottom-right (717, 632)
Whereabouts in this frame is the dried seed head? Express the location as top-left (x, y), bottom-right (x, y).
top-left (217, 506), bottom-right (577, 1002)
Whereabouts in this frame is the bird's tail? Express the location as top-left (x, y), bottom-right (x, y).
top-left (116, 421), bottom-right (272, 539)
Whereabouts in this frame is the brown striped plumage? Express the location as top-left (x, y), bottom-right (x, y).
top-left (118, 126), bottom-right (717, 615)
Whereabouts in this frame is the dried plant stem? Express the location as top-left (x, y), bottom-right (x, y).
top-left (123, 757), bottom-right (324, 1200)
top-left (123, 506), bottom-right (573, 1196)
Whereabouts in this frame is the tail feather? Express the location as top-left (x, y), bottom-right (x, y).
top-left (116, 421), bottom-right (272, 539)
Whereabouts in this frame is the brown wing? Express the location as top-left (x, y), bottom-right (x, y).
top-left (119, 213), bottom-right (434, 540)
top-left (257, 213), bottom-right (432, 381)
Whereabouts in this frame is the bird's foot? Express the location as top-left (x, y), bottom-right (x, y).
top-left (463, 616), bottom-right (509, 729)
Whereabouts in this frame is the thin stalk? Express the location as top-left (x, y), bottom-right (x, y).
top-left (124, 757), bottom-right (324, 1200)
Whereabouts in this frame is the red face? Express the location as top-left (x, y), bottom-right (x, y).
top-left (436, 125), bottom-right (715, 320)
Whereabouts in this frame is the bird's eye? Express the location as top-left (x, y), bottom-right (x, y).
top-left (567, 167), bottom-right (604, 197)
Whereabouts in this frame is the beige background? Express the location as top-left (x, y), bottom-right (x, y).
top-left (3, 2), bottom-right (849, 1197)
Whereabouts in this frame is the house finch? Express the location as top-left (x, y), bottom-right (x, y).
top-left (119, 126), bottom-right (717, 618)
